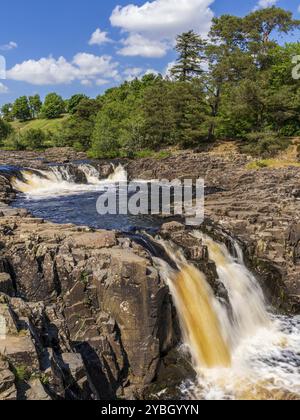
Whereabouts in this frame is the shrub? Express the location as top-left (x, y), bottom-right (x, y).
top-left (20, 128), bottom-right (47, 150)
top-left (0, 119), bottom-right (13, 144)
top-left (240, 132), bottom-right (291, 157)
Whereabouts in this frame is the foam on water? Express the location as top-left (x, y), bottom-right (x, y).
top-left (155, 233), bottom-right (300, 400)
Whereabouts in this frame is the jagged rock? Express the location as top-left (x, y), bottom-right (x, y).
top-left (51, 352), bottom-right (91, 400)
top-left (0, 273), bottom-right (14, 296)
top-left (25, 379), bottom-right (51, 401)
top-left (0, 360), bottom-right (17, 400)
top-left (0, 336), bottom-right (39, 372)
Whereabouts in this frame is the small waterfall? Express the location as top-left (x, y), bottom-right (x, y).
top-left (155, 238), bottom-right (232, 369)
top-left (77, 164), bottom-right (101, 184)
top-left (108, 164), bottom-right (127, 182)
top-left (154, 233), bottom-right (300, 400)
top-left (171, 265), bottom-right (231, 368)
top-left (194, 233), bottom-right (270, 344)
top-left (10, 163), bottom-right (126, 198)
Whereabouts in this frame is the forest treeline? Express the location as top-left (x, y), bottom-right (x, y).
top-left (1, 7), bottom-right (300, 158)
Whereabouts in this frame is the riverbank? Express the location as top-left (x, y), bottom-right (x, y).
top-left (0, 147), bottom-right (299, 400)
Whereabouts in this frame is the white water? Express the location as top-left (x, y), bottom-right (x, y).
top-left (155, 234), bottom-right (300, 400)
top-left (11, 164), bottom-right (127, 199)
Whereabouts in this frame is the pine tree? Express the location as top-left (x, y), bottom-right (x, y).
top-left (171, 30), bottom-right (204, 82)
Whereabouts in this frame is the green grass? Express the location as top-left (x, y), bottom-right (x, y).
top-left (247, 159), bottom-right (300, 170)
top-left (13, 365), bottom-right (31, 383)
top-left (11, 115), bottom-right (68, 134)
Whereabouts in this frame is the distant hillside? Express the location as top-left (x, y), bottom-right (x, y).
top-left (11, 115), bottom-right (68, 134)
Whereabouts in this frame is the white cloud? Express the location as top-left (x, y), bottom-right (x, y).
top-left (7, 57), bottom-right (77, 85)
top-left (89, 28), bottom-right (112, 45)
top-left (0, 41), bottom-right (18, 51)
top-left (0, 82), bottom-right (8, 94)
top-left (95, 78), bottom-right (110, 86)
top-left (164, 61), bottom-right (176, 78)
top-left (110, 0), bottom-right (214, 58)
top-left (254, 0), bottom-right (278, 10)
top-left (7, 53), bottom-right (119, 86)
top-left (119, 34), bottom-right (168, 58)
top-left (81, 79), bottom-right (93, 86)
top-left (123, 66), bottom-right (143, 81)
top-left (72, 53), bottom-right (119, 79)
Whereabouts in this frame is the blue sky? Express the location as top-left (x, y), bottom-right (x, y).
top-left (0, 0), bottom-right (299, 106)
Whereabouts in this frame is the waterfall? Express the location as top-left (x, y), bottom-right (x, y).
top-left (154, 233), bottom-right (300, 400)
top-left (10, 163), bottom-right (126, 198)
top-left (108, 164), bottom-right (127, 182)
top-left (171, 265), bottom-right (231, 368)
top-left (77, 164), bottom-right (102, 184)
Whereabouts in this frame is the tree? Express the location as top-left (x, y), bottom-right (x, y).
top-left (12, 96), bottom-right (32, 121)
top-left (29, 94), bottom-right (42, 118)
top-left (169, 80), bottom-right (209, 147)
top-left (67, 94), bottom-right (88, 114)
top-left (171, 30), bottom-right (205, 81)
top-left (1, 103), bottom-right (13, 122)
top-left (0, 118), bottom-right (12, 143)
top-left (142, 80), bottom-right (175, 149)
top-left (20, 128), bottom-right (46, 150)
top-left (41, 93), bottom-right (65, 119)
top-left (57, 99), bottom-right (101, 151)
top-left (90, 113), bottom-right (121, 158)
top-left (244, 7), bottom-right (300, 46)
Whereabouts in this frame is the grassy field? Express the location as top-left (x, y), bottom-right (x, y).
top-left (11, 115), bottom-right (68, 134)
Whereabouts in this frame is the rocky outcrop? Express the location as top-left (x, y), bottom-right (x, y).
top-left (0, 148), bottom-right (87, 168)
top-left (0, 148), bottom-right (299, 400)
top-left (127, 152), bottom-right (300, 313)
top-left (0, 210), bottom-right (180, 400)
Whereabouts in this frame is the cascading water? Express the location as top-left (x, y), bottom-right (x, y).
top-left (10, 163), bottom-right (127, 198)
top-left (155, 233), bottom-right (300, 400)
top-left (10, 163), bottom-right (162, 232)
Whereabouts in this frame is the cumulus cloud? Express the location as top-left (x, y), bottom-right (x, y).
top-left (110, 0), bottom-right (214, 57)
top-left (0, 82), bottom-right (8, 94)
top-left (0, 41), bottom-right (18, 51)
top-left (119, 34), bottom-right (168, 58)
top-left (7, 53), bottom-right (119, 86)
top-left (254, 0), bottom-right (278, 10)
top-left (89, 28), bottom-right (112, 45)
top-left (123, 66), bottom-right (143, 81)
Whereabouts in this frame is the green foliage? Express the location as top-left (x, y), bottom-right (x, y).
top-left (12, 96), bottom-right (32, 121)
top-left (240, 132), bottom-right (291, 157)
top-left (13, 365), bottom-right (31, 383)
top-left (2, 7), bottom-right (300, 157)
top-left (41, 93), bottom-right (65, 119)
top-left (0, 118), bottom-right (13, 143)
top-left (3, 128), bottom-right (47, 151)
top-left (90, 76), bottom-right (158, 158)
top-left (28, 94), bottom-right (42, 118)
top-left (171, 30), bottom-right (204, 81)
top-left (20, 128), bottom-right (47, 150)
top-left (56, 99), bottom-right (101, 150)
top-left (67, 94), bottom-right (88, 114)
top-left (1, 103), bottom-right (13, 122)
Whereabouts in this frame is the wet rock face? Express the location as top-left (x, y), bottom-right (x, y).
top-left (0, 213), bottom-right (179, 400)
